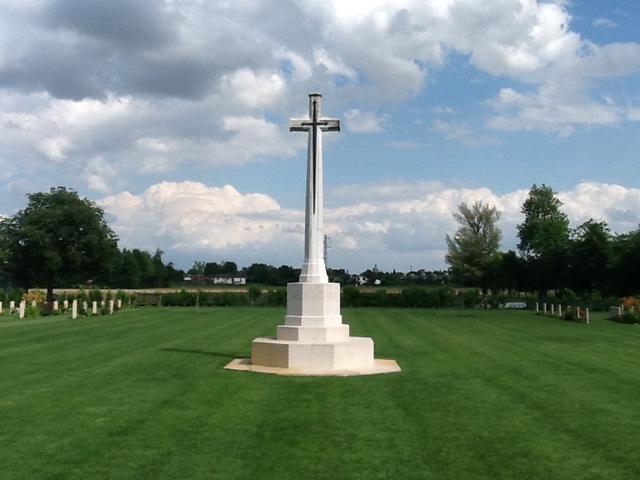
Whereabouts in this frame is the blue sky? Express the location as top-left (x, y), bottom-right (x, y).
top-left (1, 1), bottom-right (640, 272)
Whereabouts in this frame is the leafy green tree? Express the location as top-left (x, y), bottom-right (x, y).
top-left (517, 184), bottom-right (569, 257)
top-left (608, 228), bottom-right (640, 295)
top-left (445, 201), bottom-right (502, 286)
top-left (516, 185), bottom-right (570, 292)
top-left (203, 262), bottom-right (222, 277)
top-left (568, 220), bottom-right (610, 293)
top-left (221, 261), bottom-right (238, 275)
top-left (0, 187), bottom-right (118, 300)
top-left (188, 261), bottom-right (206, 275)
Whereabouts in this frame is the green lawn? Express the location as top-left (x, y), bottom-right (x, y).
top-left (1, 308), bottom-right (639, 480)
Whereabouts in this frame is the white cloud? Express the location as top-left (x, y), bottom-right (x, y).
top-left (344, 109), bottom-right (387, 133)
top-left (313, 49), bottom-right (358, 81)
top-left (433, 119), bottom-right (495, 146)
top-left (1, 0), bottom-right (640, 206)
top-left (37, 136), bottom-right (73, 161)
top-left (99, 180), bottom-right (640, 272)
top-left (219, 68), bottom-right (285, 108)
top-left (593, 18), bottom-right (617, 29)
top-left (99, 182), bottom-right (290, 253)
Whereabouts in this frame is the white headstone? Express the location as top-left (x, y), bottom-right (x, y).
top-left (31, 299), bottom-right (37, 308)
top-left (100, 300), bottom-right (105, 308)
top-left (585, 308), bottom-right (590, 324)
top-left (0, 301), bottom-right (3, 315)
top-left (109, 300), bottom-right (114, 315)
top-left (92, 301), bottom-right (97, 315)
top-left (551, 304), bottom-right (555, 315)
top-left (63, 299), bottom-right (69, 310)
top-left (72, 300), bottom-right (78, 319)
top-left (576, 306), bottom-right (581, 320)
top-left (543, 303), bottom-right (547, 315)
top-left (117, 299), bottom-right (122, 309)
top-left (53, 300), bottom-right (59, 311)
top-left (535, 302), bottom-right (539, 313)
top-left (19, 300), bottom-right (26, 319)
top-left (9, 300), bottom-right (15, 312)
top-left (558, 304), bottom-right (563, 317)
top-left (83, 301), bottom-right (88, 312)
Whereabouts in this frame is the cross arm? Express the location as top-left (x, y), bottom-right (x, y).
top-left (320, 118), bottom-right (340, 132)
top-left (290, 118), bottom-right (310, 132)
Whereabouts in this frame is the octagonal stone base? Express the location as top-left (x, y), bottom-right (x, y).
top-left (227, 281), bottom-right (400, 376)
top-left (252, 336), bottom-right (373, 370)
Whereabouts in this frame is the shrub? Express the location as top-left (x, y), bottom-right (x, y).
top-left (6, 288), bottom-right (25, 303)
top-left (162, 290), bottom-right (196, 306)
top-left (618, 311), bottom-right (640, 324)
top-left (342, 287), bottom-right (361, 307)
top-left (89, 288), bottom-right (103, 302)
top-left (563, 308), bottom-right (577, 322)
top-left (23, 290), bottom-right (45, 304)
top-left (248, 286), bottom-right (261, 306)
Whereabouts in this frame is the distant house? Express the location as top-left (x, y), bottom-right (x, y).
top-left (183, 275), bottom-right (192, 282)
top-left (211, 275), bottom-right (246, 285)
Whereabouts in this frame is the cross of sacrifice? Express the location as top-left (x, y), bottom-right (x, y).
top-left (289, 93), bottom-right (340, 283)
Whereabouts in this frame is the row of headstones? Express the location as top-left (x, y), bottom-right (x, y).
top-left (609, 305), bottom-right (632, 319)
top-left (0, 299), bottom-right (123, 319)
top-left (535, 302), bottom-right (590, 324)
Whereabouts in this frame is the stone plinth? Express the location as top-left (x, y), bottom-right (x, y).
top-left (226, 281), bottom-right (400, 376)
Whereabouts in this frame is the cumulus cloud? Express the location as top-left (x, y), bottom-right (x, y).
top-left (1, 0), bottom-right (639, 207)
top-left (344, 109), bottom-right (387, 133)
top-left (99, 181), bottom-right (296, 254)
top-left (98, 180), bottom-right (640, 272)
top-left (432, 119), bottom-right (496, 146)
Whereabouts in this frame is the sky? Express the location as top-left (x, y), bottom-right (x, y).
top-left (1, 0), bottom-right (640, 273)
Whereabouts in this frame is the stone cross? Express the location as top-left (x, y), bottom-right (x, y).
top-left (290, 93), bottom-right (340, 283)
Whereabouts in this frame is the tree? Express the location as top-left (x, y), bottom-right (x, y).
top-left (221, 261), bottom-right (238, 275)
top-left (517, 185), bottom-right (570, 291)
top-left (0, 187), bottom-right (119, 300)
top-left (188, 261), bottom-right (206, 275)
top-left (445, 201), bottom-right (502, 286)
top-left (608, 228), bottom-right (640, 296)
top-left (568, 220), bottom-right (610, 293)
top-left (517, 184), bottom-right (569, 257)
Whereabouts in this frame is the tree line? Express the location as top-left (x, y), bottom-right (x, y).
top-left (446, 184), bottom-right (640, 296)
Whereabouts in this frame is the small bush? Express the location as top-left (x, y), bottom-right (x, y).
top-left (23, 290), bottom-right (45, 304)
top-left (563, 309), bottom-right (577, 322)
top-left (617, 311), bottom-right (640, 324)
top-left (89, 289), bottom-right (103, 302)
